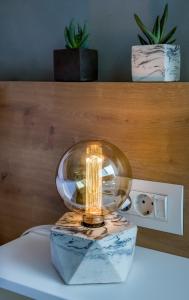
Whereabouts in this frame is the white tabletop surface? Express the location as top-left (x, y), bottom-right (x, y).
top-left (0, 227), bottom-right (189, 300)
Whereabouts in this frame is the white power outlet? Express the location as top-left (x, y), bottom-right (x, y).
top-left (120, 179), bottom-right (184, 235)
top-left (128, 190), bottom-right (167, 221)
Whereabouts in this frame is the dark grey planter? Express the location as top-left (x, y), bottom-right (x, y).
top-left (54, 48), bottom-right (98, 82)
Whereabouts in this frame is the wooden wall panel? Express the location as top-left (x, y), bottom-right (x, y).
top-left (0, 82), bottom-right (189, 257)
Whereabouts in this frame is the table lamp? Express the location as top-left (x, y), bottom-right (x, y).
top-left (50, 140), bottom-right (137, 284)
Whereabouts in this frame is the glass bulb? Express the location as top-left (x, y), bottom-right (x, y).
top-left (56, 140), bottom-right (132, 227)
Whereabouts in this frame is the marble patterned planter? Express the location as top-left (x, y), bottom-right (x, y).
top-left (132, 44), bottom-right (180, 82)
top-left (50, 212), bottom-right (137, 285)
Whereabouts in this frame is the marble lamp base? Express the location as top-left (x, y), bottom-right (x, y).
top-left (50, 212), bottom-right (137, 285)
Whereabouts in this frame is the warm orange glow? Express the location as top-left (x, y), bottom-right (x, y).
top-left (85, 144), bottom-right (102, 216)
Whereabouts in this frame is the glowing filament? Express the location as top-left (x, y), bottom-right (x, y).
top-left (86, 144), bottom-right (102, 216)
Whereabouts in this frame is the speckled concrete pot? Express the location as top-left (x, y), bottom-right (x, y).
top-left (132, 44), bottom-right (180, 82)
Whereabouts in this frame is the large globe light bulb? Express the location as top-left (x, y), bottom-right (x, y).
top-left (56, 140), bottom-right (132, 227)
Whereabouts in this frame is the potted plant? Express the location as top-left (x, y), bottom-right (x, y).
top-left (54, 20), bottom-right (98, 82)
top-left (132, 4), bottom-right (180, 82)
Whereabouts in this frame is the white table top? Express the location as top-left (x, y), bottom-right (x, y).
top-left (0, 226), bottom-right (189, 300)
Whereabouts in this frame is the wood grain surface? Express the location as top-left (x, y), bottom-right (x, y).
top-left (0, 82), bottom-right (189, 257)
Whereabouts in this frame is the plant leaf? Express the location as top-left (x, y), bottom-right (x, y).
top-left (82, 23), bottom-right (87, 35)
top-left (168, 39), bottom-right (176, 44)
top-left (153, 16), bottom-right (161, 42)
top-left (68, 20), bottom-right (77, 48)
top-left (134, 14), bottom-right (156, 44)
top-left (80, 23), bottom-right (88, 47)
top-left (64, 27), bottom-right (73, 48)
top-left (157, 16), bottom-right (161, 42)
top-left (160, 26), bottom-right (177, 44)
top-left (138, 34), bottom-right (148, 45)
top-left (64, 20), bottom-right (89, 48)
top-left (77, 23), bottom-right (82, 34)
top-left (79, 33), bottom-right (89, 48)
top-left (160, 3), bottom-right (168, 38)
top-left (152, 16), bottom-right (159, 35)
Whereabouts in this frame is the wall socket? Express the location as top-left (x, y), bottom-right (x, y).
top-left (120, 179), bottom-right (184, 235)
top-left (129, 190), bottom-right (167, 220)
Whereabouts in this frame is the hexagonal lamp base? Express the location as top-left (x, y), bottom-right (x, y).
top-left (50, 212), bottom-right (137, 285)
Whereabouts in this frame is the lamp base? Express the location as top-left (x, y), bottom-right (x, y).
top-left (50, 212), bottom-right (137, 285)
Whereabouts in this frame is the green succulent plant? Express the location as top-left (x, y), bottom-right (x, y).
top-left (134, 4), bottom-right (177, 45)
top-left (64, 20), bottom-right (89, 49)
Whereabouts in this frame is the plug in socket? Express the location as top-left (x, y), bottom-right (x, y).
top-left (134, 193), bottom-right (154, 216)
